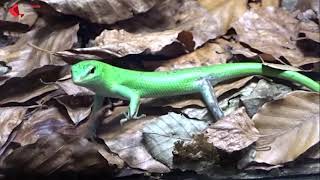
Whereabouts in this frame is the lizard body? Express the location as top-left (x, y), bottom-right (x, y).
top-left (71, 60), bottom-right (319, 122)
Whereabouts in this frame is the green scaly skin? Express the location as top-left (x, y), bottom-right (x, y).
top-left (71, 60), bottom-right (320, 122)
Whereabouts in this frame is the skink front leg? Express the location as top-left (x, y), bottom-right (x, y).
top-left (112, 85), bottom-right (144, 124)
top-left (197, 78), bottom-right (224, 122)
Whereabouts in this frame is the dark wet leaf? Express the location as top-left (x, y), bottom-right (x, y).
top-left (3, 133), bottom-right (124, 175)
top-left (0, 18), bottom-right (79, 85)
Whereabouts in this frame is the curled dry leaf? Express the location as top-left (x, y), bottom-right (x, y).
top-left (205, 107), bottom-right (260, 152)
top-left (55, 95), bottom-right (93, 125)
top-left (232, 7), bottom-right (320, 67)
top-left (3, 133), bottom-right (124, 174)
top-left (240, 91), bottom-right (320, 167)
top-left (0, 18), bottom-right (79, 85)
top-left (142, 112), bottom-right (208, 167)
top-left (39, 0), bottom-right (157, 24)
top-left (240, 79), bottom-right (292, 117)
top-left (0, 107), bottom-right (27, 148)
top-left (56, 78), bottom-right (94, 96)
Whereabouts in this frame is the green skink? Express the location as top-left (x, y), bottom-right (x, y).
top-left (71, 60), bottom-right (320, 122)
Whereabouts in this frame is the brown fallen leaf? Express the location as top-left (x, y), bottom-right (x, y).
top-left (58, 0), bottom-right (230, 59)
top-left (198, 0), bottom-right (247, 32)
top-left (56, 78), bottom-right (94, 96)
top-left (99, 108), bottom-right (170, 173)
top-left (239, 91), bottom-right (320, 167)
top-left (154, 42), bottom-right (231, 71)
top-left (240, 79), bottom-right (292, 117)
top-left (232, 7), bottom-right (320, 67)
top-left (173, 134), bottom-right (219, 168)
top-left (12, 106), bottom-right (73, 146)
top-left (39, 0), bottom-right (157, 24)
top-left (214, 38), bottom-right (258, 58)
top-left (0, 65), bottom-right (66, 105)
top-left (205, 107), bottom-right (260, 152)
top-left (0, 18), bottom-right (79, 85)
top-left (0, 107), bottom-right (27, 148)
top-left (55, 95), bottom-right (93, 125)
top-left (3, 132), bottom-right (124, 175)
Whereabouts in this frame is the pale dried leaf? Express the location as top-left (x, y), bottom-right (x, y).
top-left (232, 7), bottom-right (320, 67)
top-left (91, 29), bottom-right (192, 57)
top-left (205, 107), bottom-right (260, 152)
top-left (261, 0), bottom-right (280, 8)
top-left (143, 112), bottom-right (208, 167)
top-left (40, 0), bottom-right (157, 24)
top-left (0, 18), bottom-right (79, 85)
top-left (242, 91), bottom-right (320, 166)
top-left (199, 0), bottom-right (248, 31)
top-left (0, 107), bottom-right (27, 147)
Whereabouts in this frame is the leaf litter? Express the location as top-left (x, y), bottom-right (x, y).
top-left (0, 0), bottom-right (319, 178)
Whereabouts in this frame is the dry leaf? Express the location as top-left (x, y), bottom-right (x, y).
top-left (173, 134), bottom-right (219, 170)
top-left (142, 112), bottom-right (208, 167)
top-left (39, 0), bottom-right (157, 24)
top-left (214, 38), bottom-right (258, 58)
top-left (0, 18), bottom-right (79, 85)
top-left (240, 91), bottom-right (320, 167)
top-left (205, 107), bottom-right (260, 152)
top-left (155, 42), bottom-right (231, 71)
top-left (240, 79), bottom-right (292, 116)
top-left (3, 133), bottom-right (123, 174)
top-left (232, 7), bottom-right (320, 67)
top-left (99, 107), bottom-right (170, 173)
top-left (0, 66), bottom-right (66, 105)
top-left (0, 107), bottom-right (27, 148)
top-left (56, 78), bottom-right (94, 96)
top-left (12, 107), bottom-right (73, 146)
top-left (55, 95), bottom-right (93, 125)
top-left (58, 0), bottom-right (229, 59)
top-left (198, 0), bottom-right (248, 32)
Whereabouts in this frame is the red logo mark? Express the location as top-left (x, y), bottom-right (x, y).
top-left (8, 3), bottom-right (41, 18)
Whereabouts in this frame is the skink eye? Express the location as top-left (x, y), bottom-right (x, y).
top-left (90, 67), bottom-right (96, 74)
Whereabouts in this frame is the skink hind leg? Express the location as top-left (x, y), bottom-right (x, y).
top-left (197, 78), bottom-right (224, 122)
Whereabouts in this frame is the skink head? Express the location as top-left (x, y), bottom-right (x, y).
top-left (71, 60), bottom-right (104, 86)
